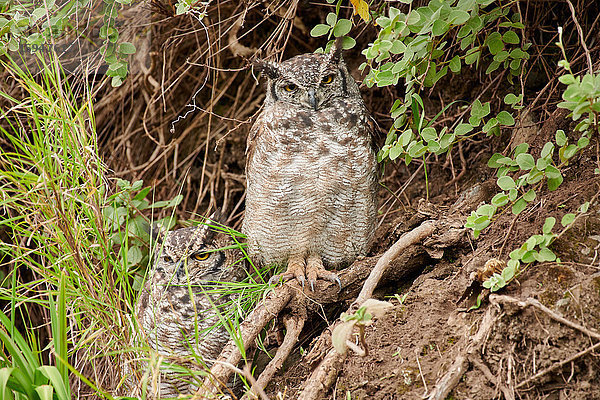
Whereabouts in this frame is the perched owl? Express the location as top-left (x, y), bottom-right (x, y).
top-left (243, 39), bottom-right (378, 290)
top-left (132, 221), bottom-right (244, 398)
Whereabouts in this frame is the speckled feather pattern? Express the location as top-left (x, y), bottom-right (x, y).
top-left (243, 50), bottom-right (378, 269)
top-left (131, 225), bottom-right (243, 398)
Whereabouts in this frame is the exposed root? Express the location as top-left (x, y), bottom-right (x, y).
top-left (298, 220), bottom-right (438, 400)
top-left (427, 306), bottom-right (497, 400)
top-left (489, 294), bottom-right (600, 340)
top-left (489, 294), bottom-right (600, 390)
top-left (194, 285), bottom-right (294, 398)
top-left (243, 300), bottom-right (307, 399)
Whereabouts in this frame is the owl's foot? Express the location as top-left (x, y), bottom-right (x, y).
top-left (268, 255), bottom-right (341, 291)
top-left (306, 255), bottom-right (341, 292)
top-left (268, 255), bottom-right (307, 287)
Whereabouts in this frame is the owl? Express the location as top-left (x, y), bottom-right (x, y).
top-left (132, 220), bottom-right (245, 398)
top-left (242, 39), bottom-right (378, 290)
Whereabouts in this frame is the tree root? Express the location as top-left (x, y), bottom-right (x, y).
top-left (194, 285), bottom-right (294, 398)
top-left (489, 294), bottom-right (600, 390)
top-left (298, 220), bottom-right (437, 400)
top-left (243, 300), bottom-right (307, 400)
top-left (426, 293), bottom-right (600, 399)
top-left (426, 306), bottom-right (497, 400)
top-left (194, 217), bottom-right (454, 398)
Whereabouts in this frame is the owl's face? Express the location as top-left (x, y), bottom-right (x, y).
top-left (152, 224), bottom-right (236, 285)
top-left (254, 41), bottom-right (355, 111)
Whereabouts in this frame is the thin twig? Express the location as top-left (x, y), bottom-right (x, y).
top-left (243, 312), bottom-right (306, 399)
top-left (516, 341), bottom-right (600, 389)
top-left (566, 0), bottom-right (593, 74)
top-left (490, 295), bottom-right (600, 340)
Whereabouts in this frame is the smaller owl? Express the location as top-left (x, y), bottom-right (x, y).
top-left (131, 218), bottom-right (245, 398)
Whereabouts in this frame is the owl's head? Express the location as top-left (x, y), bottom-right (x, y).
top-left (253, 39), bottom-right (359, 110)
top-left (151, 219), bottom-right (242, 286)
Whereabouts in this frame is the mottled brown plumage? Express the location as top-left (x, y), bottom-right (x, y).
top-left (243, 40), bottom-right (378, 289)
top-left (132, 222), bottom-right (244, 398)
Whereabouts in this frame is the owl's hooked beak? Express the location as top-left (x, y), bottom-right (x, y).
top-left (307, 88), bottom-right (318, 110)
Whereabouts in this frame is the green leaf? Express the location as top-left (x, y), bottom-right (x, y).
top-left (514, 142), bottom-right (529, 156)
top-left (502, 30), bottom-right (520, 44)
top-left (578, 136), bottom-right (590, 149)
top-left (536, 157), bottom-right (551, 171)
top-left (547, 175), bottom-right (563, 191)
top-left (516, 153), bottom-right (535, 170)
top-left (541, 142), bottom-right (555, 159)
top-left (496, 111), bottom-right (515, 126)
top-left (579, 201), bottom-right (590, 213)
top-left (561, 213), bottom-right (575, 227)
top-left (504, 93), bottom-right (518, 105)
top-left (389, 144), bottom-right (403, 160)
top-left (432, 20), bottom-right (449, 36)
top-left (555, 129), bottom-right (567, 146)
top-left (449, 9), bottom-right (470, 24)
top-left (491, 192), bottom-right (509, 207)
top-left (483, 118), bottom-right (498, 133)
top-left (35, 385), bottom-right (54, 400)
top-left (485, 60), bottom-right (501, 74)
top-left (326, 12), bottom-right (337, 26)
top-left (310, 24), bottom-right (330, 37)
top-left (454, 123), bottom-right (473, 136)
top-left (538, 247), bottom-right (556, 262)
top-left (512, 198), bottom-right (527, 215)
top-left (449, 55), bottom-right (461, 73)
top-left (477, 204), bottom-right (496, 217)
top-left (544, 165), bottom-right (561, 179)
top-left (127, 246), bottom-right (143, 266)
top-left (497, 176), bottom-right (515, 190)
top-left (542, 217), bottom-right (556, 234)
top-left (333, 19), bottom-right (352, 37)
top-left (486, 32), bottom-right (504, 55)
top-left (119, 42), bottom-right (136, 54)
top-left (523, 189), bottom-right (536, 202)
top-left (488, 153), bottom-right (504, 168)
top-left (465, 50), bottom-right (480, 65)
top-left (562, 144), bottom-right (578, 160)
top-left (420, 127), bottom-right (437, 142)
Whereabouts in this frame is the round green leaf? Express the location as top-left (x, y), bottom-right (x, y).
top-left (497, 176), bottom-right (515, 190)
top-left (119, 42), bottom-right (136, 54)
top-left (449, 55), bottom-right (461, 73)
top-left (561, 213), bottom-right (575, 227)
top-left (326, 12), bottom-right (337, 26)
top-left (333, 19), bottom-right (352, 37)
top-left (516, 153), bottom-right (535, 170)
top-left (496, 111), bottom-right (515, 126)
top-left (310, 24), bottom-right (330, 37)
top-left (502, 30), bottom-right (520, 44)
top-left (555, 129), bottom-right (567, 146)
top-left (512, 198), bottom-right (527, 215)
top-left (491, 192), bottom-right (509, 207)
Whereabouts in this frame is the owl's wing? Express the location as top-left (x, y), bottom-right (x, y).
top-left (245, 115), bottom-right (264, 168)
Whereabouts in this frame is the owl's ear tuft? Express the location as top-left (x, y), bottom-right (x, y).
top-left (206, 210), bottom-right (223, 225)
top-left (149, 222), bottom-right (170, 244)
top-left (328, 37), bottom-right (344, 64)
top-left (252, 59), bottom-right (280, 79)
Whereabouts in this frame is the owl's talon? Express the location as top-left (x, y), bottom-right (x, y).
top-left (334, 276), bottom-right (342, 290)
top-left (297, 275), bottom-right (306, 289)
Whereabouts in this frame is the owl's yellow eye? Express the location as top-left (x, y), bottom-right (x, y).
top-left (191, 252), bottom-right (210, 261)
top-left (321, 74), bottom-right (334, 84)
top-left (283, 83), bottom-right (297, 92)
top-left (162, 255), bottom-right (174, 263)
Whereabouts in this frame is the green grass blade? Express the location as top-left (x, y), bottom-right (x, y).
top-left (37, 366), bottom-right (69, 400)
